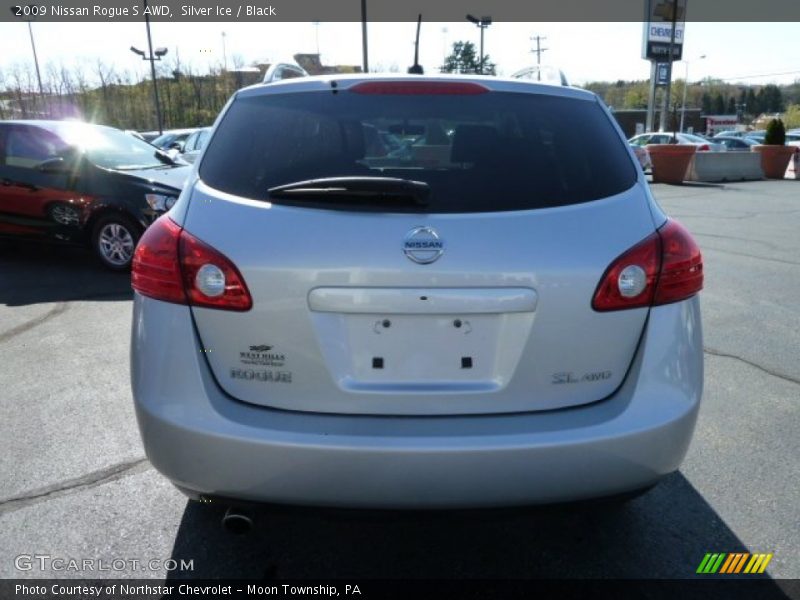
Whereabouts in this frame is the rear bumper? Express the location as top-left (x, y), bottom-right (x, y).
top-left (131, 295), bottom-right (703, 508)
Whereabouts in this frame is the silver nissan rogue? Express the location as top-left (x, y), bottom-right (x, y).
top-left (130, 75), bottom-right (704, 509)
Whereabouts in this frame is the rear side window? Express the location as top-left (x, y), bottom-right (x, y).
top-left (200, 88), bottom-right (637, 213)
top-left (3, 125), bottom-right (69, 169)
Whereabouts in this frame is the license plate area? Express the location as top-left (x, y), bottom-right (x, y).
top-left (310, 311), bottom-right (536, 393)
top-left (349, 314), bottom-right (496, 384)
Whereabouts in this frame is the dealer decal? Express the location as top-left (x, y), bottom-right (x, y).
top-left (239, 344), bottom-right (286, 367)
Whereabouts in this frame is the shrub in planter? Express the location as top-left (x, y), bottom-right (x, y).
top-left (752, 118), bottom-right (795, 179)
top-left (764, 118), bottom-right (786, 145)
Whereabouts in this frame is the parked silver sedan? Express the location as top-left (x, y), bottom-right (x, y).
top-left (713, 135), bottom-right (758, 151)
top-left (131, 75), bottom-right (704, 514)
top-left (178, 127), bottom-right (211, 164)
top-left (629, 131), bottom-right (726, 153)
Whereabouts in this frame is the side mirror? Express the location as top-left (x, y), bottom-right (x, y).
top-left (38, 157), bottom-right (74, 173)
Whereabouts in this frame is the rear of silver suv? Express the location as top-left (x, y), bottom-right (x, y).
top-left (130, 75), bottom-right (704, 508)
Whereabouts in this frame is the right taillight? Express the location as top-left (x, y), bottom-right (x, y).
top-left (592, 219), bottom-right (703, 311)
top-left (132, 215), bottom-right (252, 311)
top-left (653, 219), bottom-right (703, 305)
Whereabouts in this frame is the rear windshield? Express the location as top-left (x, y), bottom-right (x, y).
top-left (199, 88), bottom-right (637, 213)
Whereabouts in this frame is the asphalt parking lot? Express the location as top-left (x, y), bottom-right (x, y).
top-left (0, 180), bottom-right (798, 588)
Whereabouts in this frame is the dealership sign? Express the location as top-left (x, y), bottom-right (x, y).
top-left (642, 0), bottom-right (686, 61)
top-left (655, 62), bottom-right (671, 85)
top-left (705, 115), bottom-right (739, 135)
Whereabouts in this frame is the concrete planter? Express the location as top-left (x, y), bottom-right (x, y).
top-left (687, 152), bottom-right (764, 183)
top-left (752, 145), bottom-right (796, 179)
top-left (785, 147), bottom-right (800, 180)
top-left (646, 144), bottom-right (696, 184)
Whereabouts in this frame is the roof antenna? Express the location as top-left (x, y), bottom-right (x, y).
top-left (408, 14), bottom-right (424, 74)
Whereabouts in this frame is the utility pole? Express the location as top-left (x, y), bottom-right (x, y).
top-left (658, 0), bottom-right (679, 133)
top-left (530, 35), bottom-right (548, 80)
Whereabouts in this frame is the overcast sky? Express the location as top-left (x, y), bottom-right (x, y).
top-left (1, 21), bottom-right (799, 86)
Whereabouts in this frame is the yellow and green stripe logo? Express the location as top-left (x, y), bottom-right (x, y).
top-left (697, 553), bottom-right (773, 574)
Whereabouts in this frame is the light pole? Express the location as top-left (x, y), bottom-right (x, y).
top-left (221, 31), bottom-right (228, 71)
top-left (361, 0), bottom-right (369, 73)
top-left (9, 7), bottom-right (45, 104)
top-left (130, 0), bottom-right (168, 135)
top-left (466, 14), bottom-right (492, 74)
top-left (680, 54), bottom-right (706, 132)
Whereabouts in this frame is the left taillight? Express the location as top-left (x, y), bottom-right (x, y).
top-left (179, 228), bottom-right (252, 311)
top-left (131, 216), bottom-right (185, 304)
top-left (132, 215), bottom-right (252, 311)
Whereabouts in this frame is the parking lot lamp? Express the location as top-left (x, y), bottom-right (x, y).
top-left (680, 54), bottom-right (706, 132)
top-left (130, 0), bottom-right (168, 135)
top-left (466, 14), bottom-right (492, 74)
top-left (9, 7), bottom-right (45, 106)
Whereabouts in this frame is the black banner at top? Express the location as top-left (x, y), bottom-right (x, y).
top-left (2, 0), bottom-right (800, 22)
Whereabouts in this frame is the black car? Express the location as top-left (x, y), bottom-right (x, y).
top-left (150, 128), bottom-right (198, 153)
top-left (0, 120), bottom-right (191, 269)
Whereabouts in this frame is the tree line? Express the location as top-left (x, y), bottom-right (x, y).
top-left (585, 79), bottom-right (800, 126)
top-left (0, 56), bottom-right (252, 131)
top-left (2, 45), bottom-right (799, 131)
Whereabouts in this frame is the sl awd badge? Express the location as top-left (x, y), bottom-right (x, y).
top-left (403, 226), bottom-right (444, 264)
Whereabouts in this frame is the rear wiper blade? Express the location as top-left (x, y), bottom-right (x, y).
top-left (268, 176), bottom-right (430, 206)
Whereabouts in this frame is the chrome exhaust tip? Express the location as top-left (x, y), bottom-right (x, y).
top-left (221, 506), bottom-right (253, 534)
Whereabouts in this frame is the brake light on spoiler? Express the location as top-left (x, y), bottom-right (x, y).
top-left (350, 81), bottom-right (490, 95)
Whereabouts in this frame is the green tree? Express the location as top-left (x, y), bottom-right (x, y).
top-left (713, 93), bottom-right (725, 114)
top-left (783, 104), bottom-right (800, 129)
top-left (701, 92), bottom-right (712, 114)
top-left (441, 41), bottom-right (496, 75)
top-left (623, 84), bottom-right (649, 109)
top-left (758, 84), bottom-right (784, 113)
top-left (746, 88), bottom-right (759, 115)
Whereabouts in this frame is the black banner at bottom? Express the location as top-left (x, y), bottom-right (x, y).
top-left (2, 579), bottom-right (799, 600)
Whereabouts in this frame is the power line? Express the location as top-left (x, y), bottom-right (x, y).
top-left (711, 69), bottom-right (800, 82)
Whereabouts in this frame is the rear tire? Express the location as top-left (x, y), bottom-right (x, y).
top-left (91, 214), bottom-right (141, 271)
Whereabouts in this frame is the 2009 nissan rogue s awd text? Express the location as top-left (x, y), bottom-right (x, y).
top-left (130, 75), bottom-right (704, 509)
